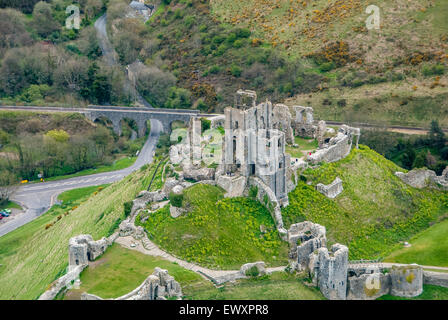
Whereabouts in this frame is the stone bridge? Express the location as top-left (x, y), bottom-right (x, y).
top-left (83, 106), bottom-right (202, 137)
top-left (0, 105), bottom-right (204, 137)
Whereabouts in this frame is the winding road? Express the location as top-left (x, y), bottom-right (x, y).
top-left (0, 13), bottom-right (160, 238)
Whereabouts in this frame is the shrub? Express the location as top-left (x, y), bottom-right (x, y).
top-left (245, 266), bottom-right (260, 277)
top-left (230, 65), bottom-right (242, 77)
top-left (319, 62), bottom-right (335, 72)
top-left (169, 192), bottom-right (184, 208)
top-left (123, 201), bottom-right (133, 217)
top-left (200, 118), bottom-right (211, 132)
top-left (249, 186), bottom-right (258, 198)
top-left (422, 64), bottom-right (445, 76)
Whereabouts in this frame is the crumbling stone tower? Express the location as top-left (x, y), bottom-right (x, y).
top-left (312, 244), bottom-right (349, 300)
top-left (222, 90), bottom-right (290, 202)
top-left (68, 235), bottom-right (109, 270)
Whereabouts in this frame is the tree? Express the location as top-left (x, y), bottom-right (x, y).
top-left (92, 74), bottom-right (112, 104)
top-left (401, 143), bottom-right (416, 170)
top-left (413, 152), bottom-right (426, 168)
top-left (0, 170), bottom-right (18, 205)
top-left (32, 1), bottom-right (59, 37)
top-left (0, 8), bottom-right (33, 58)
top-left (136, 66), bottom-right (176, 107)
top-left (428, 120), bottom-right (446, 149)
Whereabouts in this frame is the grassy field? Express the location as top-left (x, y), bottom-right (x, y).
top-left (186, 272), bottom-right (324, 300)
top-left (385, 218), bottom-right (448, 267)
top-left (137, 184), bottom-right (290, 270)
top-left (62, 243), bottom-right (323, 300)
top-left (378, 285), bottom-right (448, 300)
top-left (285, 137), bottom-right (318, 158)
top-left (0, 165), bottom-right (154, 300)
top-left (63, 243), bottom-right (208, 300)
top-left (282, 145), bottom-right (448, 260)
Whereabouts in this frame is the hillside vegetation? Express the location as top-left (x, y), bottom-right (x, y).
top-left (63, 243), bottom-right (323, 300)
top-left (212, 0), bottom-right (448, 126)
top-left (385, 217), bottom-right (448, 267)
top-left (282, 145), bottom-right (448, 260)
top-left (0, 111), bottom-right (146, 182)
top-left (0, 165), bottom-right (154, 299)
top-left (137, 184), bottom-right (290, 269)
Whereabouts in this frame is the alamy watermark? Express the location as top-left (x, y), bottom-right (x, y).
top-left (66, 5), bottom-right (80, 30)
top-left (169, 125), bottom-right (285, 176)
top-left (365, 5), bottom-right (380, 30)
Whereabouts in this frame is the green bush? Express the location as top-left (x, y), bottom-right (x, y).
top-left (249, 186), bottom-right (258, 198)
top-left (319, 62), bottom-right (335, 72)
top-left (169, 192), bottom-right (184, 208)
top-left (230, 65), bottom-right (242, 77)
top-left (245, 266), bottom-right (260, 277)
top-left (422, 64), bottom-right (445, 76)
top-left (123, 201), bottom-right (133, 217)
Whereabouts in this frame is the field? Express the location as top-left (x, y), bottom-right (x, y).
top-left (282, 145), bottom-right (448, 260)
top-left (286, 137), bottom-right (318, 158)
top-left (0, 165), bottom-right (154, 300)
top-left (186, 272), bottom-right (324, 300)
top-left (63, 243), bottom-right (208, 300)
top-left (62, 243), bottom-right (323, 300)
top-left (385, 218), bottom-right (448, 267)
top-left (137, 184), bottom-right (290, 270)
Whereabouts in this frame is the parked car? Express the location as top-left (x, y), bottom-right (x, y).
top-left (0, 215), bottom-right (3, 220)
top-left (1, 212), bottom-right (9, 217)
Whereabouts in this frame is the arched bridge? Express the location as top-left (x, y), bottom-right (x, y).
top-left (0, 106), bottom-right (205, 137)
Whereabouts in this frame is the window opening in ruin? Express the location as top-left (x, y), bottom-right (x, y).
top-left (250, 164), bottom-right (255, 175)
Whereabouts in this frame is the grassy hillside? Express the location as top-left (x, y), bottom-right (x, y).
top-left (63, 243), bottom-right (207, 300)
top-left (137, 184), bottom-right (290, 269)
top-left (63, 243), bottom-right (323, 300)
top-left (0, 166), bottom-right (154, 300)
top-left (385, 218), bottom-right (448, 267)
top-left (282, 145), bottom-right (448, 260)
top-left (211, 0), bottom-right (448, 126)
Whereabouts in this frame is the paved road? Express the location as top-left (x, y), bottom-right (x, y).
top-left (95, 13), bottom-right (152, 108)
top-left (0, 120), bottom-right (162, 238)
top-left (0, 13), bottom-right (164, 238)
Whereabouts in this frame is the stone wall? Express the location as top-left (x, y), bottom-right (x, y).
top-left (395, 167), bottom-right (448, 190)
top-left (307, 125), bottom-right (360, 165)
top-left (248, 177), bottom-right (287, 239)
top-left (287, 221), bottom-right (326, 271)
top-left (390, 265), bottom-right (423, 297)
top-left (81, 267), bottom-right (182, 300)
top-left (423, 271), bottom-right (448, 288)
top-left (316, 177), bottom-right (343, 199)
top-left (69, 234), bottom-right (110, 269)
top-left (39, 233), bottom-right (117, 300)
top-left (312, 244), bottom-right (349, 300)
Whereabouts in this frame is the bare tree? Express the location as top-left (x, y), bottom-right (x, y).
top-left (0, 170), bottom-right (18, 205)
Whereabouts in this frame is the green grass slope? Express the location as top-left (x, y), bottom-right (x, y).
top-left (282, 145), bottom-right (448, 260)
top-left (137, 184), bottom-right (290, 270)
top-left (63, 243), bottom-right (323, 300)
top-left (0, 167), bottom-right (153, 300)
top-left (385, 218), bottom-right (448, 267)
top-left (63, 243), bottom-right (207, 300)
